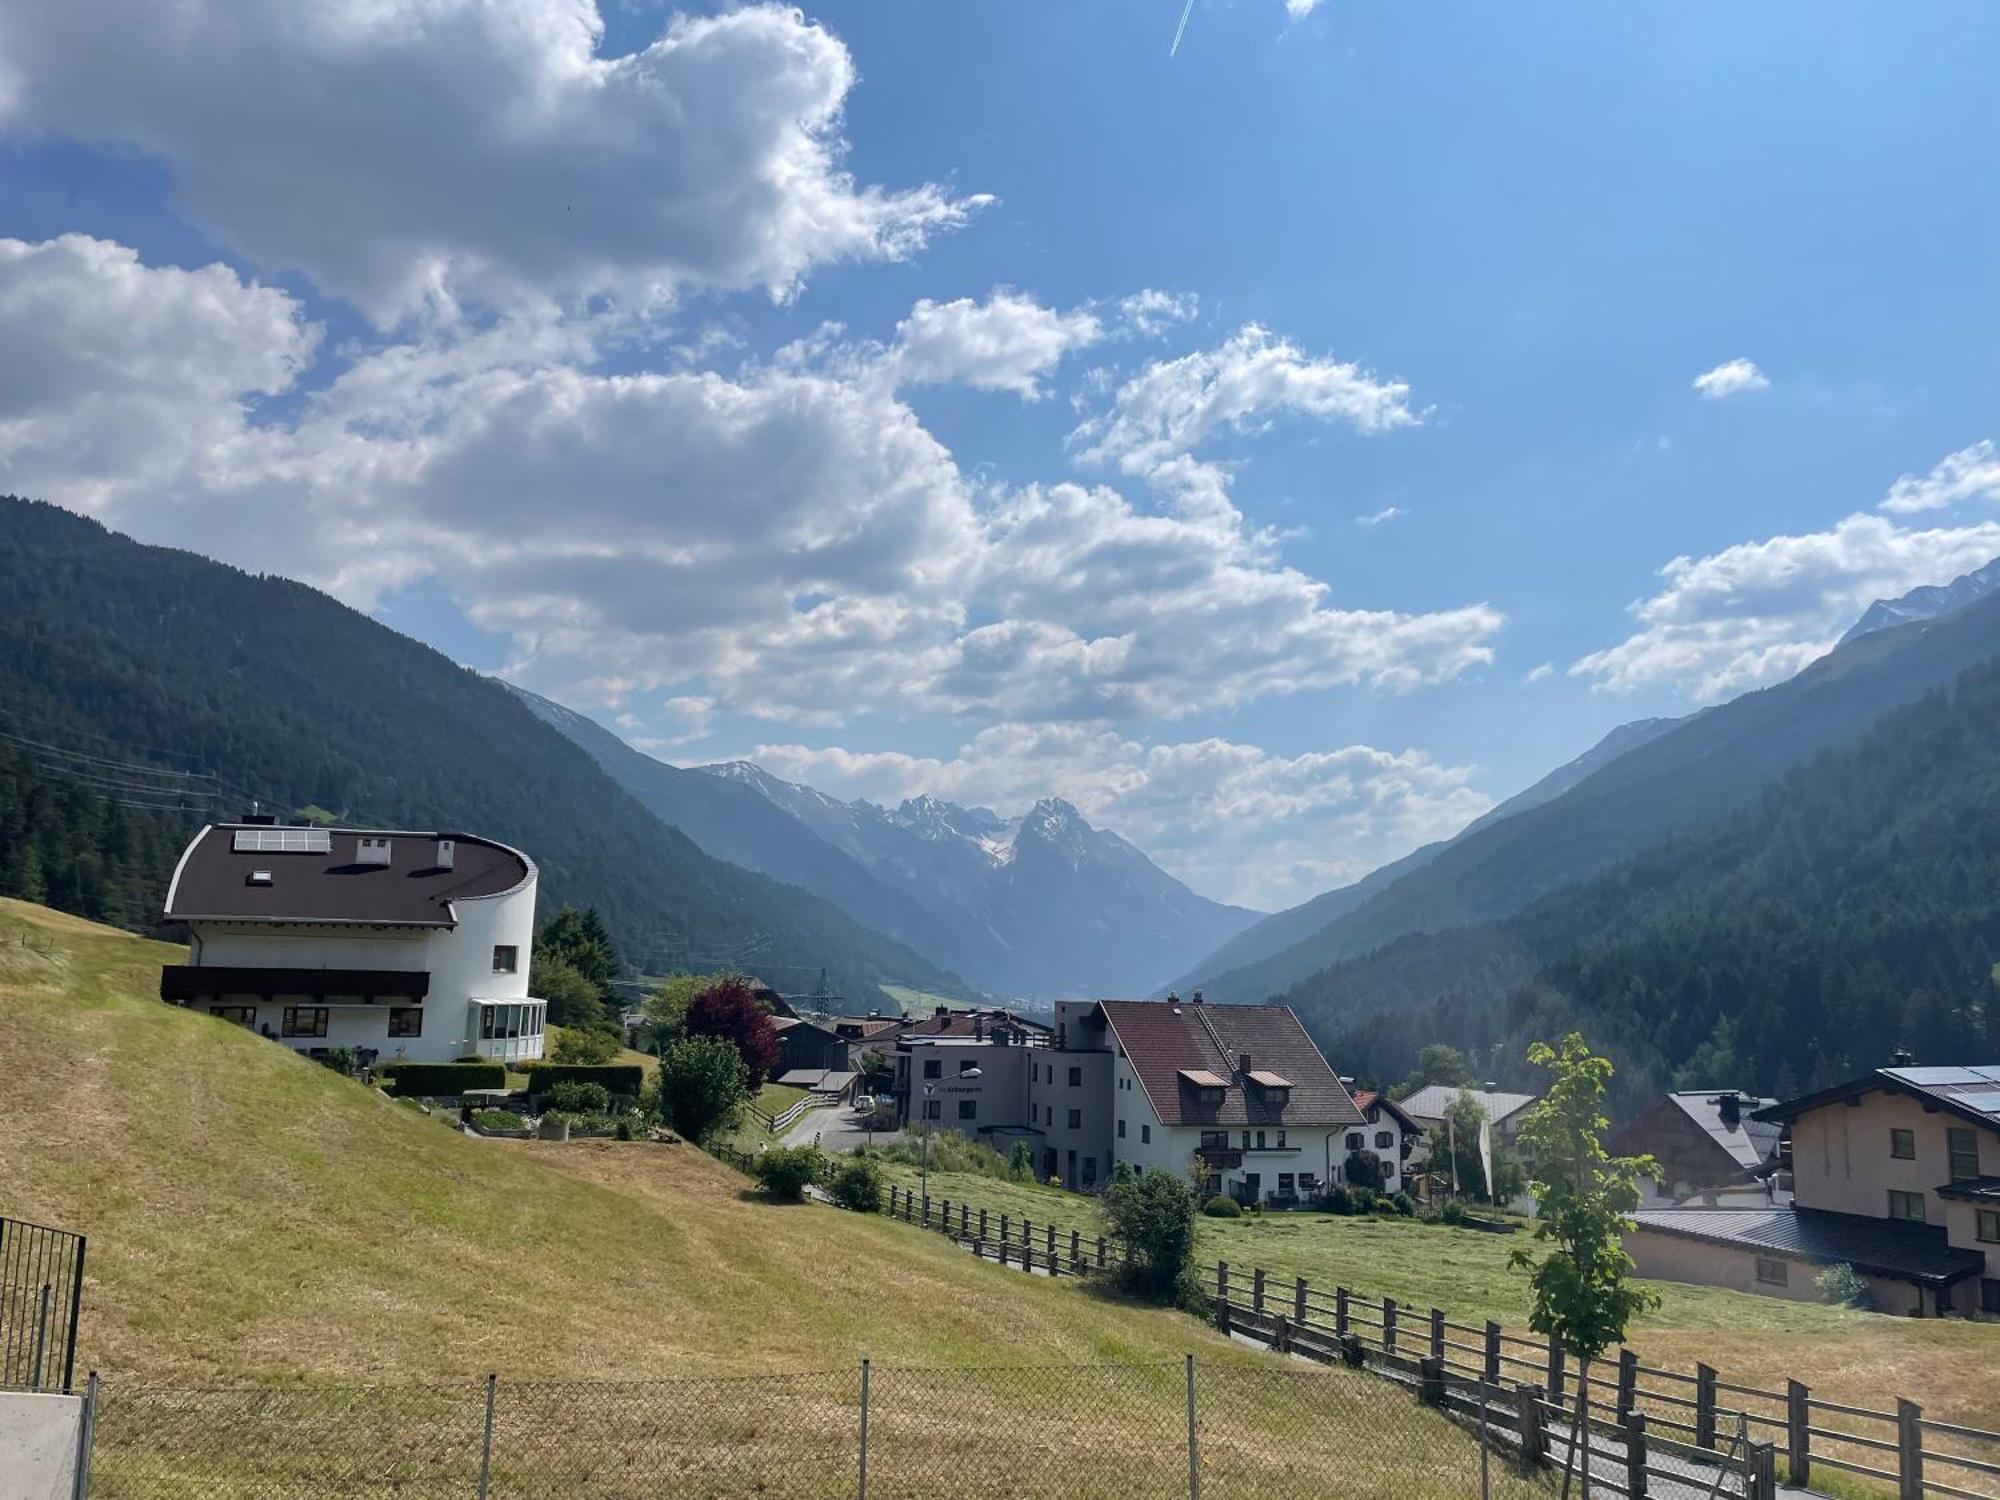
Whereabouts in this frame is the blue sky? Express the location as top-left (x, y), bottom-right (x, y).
top-left (2, 0), bottom-right (1998, 908)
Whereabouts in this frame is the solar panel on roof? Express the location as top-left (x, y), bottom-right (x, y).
top-left (1894, 1066), bottom-right (1983, 1084)
top-left (1951, 1091), bottom-right (2000, 1115)
top-left (231, 827), bottom-right (330, 854)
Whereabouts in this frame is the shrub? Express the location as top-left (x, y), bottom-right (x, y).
top-left (1102, 1171), bottom-right (1205, 1313)
top-left (1440, 1199), bottom-right (1467, 1226)
top-left (684, 977), bottom-right (782, 1090)
top-left (1349, 1185), bottom-right (1378, 1215)
top-left (315, 1047), bottom-right (359, 1076)
top-left (542, 1079), bottom-right (613, 1115)
top-left (1202, 1194), bottom-right (1242, 1218)
top-left (830, 1156), bottom-right (885, 1213)
top-left (1313, 1184), bottom-right (1353, 1215)
top-left (1391, 1191), bottom-right (1416, 1217)
top-left (473, 1109), bottom-right (526, 1132)
top-left (614, 1117), bottom-right (634, 1141)
top-left (1344, 1148), bottom-right (1386, 1193)
top-left (530, 1065), bottom-right (643, 1102)
top-left (383, 1061), bottom-right (506, 1096)
top-left (1008, 1141), bottom-right (1034, 1182)
top-left (657, 1035), bottom-right (749, 1143)
top-left (752, 1145), bottom-right (824, 1201)
top-left (1815, 1262), bottom-right (1871, 1310)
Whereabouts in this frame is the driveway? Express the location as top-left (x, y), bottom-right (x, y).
top-left (779, 1102), bottom-right (906, 1151)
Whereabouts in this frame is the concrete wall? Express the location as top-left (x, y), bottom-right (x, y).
top-left (1623, 1228), bottom-right (1928, 1315)
top-left (1790, 1091), bottom-right (1993, 1222)
top-left (0, 1392), bottom-right (81, 1500)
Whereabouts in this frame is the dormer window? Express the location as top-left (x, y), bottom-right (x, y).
top-left (356, 836), bottom-right (393, 867)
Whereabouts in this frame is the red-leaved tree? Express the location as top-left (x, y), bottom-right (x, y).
top-left (684, 976), bottom-right (782, 1090)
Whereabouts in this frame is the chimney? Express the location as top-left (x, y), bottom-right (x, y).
top-left (975, 1015), bottom-right (986, 1041)
top-left (1889, 1048), bottom-right (1915, 1068)
top-left (1191, 990), bottom-right (1204, 1005)
top-left (435, 838), bottom-right (455, 871)
top-left (1238, 1052), bottom-right (1252, 1075)
top-left (1715, 1091), bottom-right (1741, 1127)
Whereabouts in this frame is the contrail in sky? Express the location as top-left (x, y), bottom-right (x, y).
top-left (1170, 0), bottom-right (1193, 56)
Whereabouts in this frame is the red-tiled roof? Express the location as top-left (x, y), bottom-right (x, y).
top-left (1096, 1000), bottom-right (1362, 1128)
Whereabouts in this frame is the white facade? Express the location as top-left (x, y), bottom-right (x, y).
top-left (164, 826), bottom-right (546, 1067)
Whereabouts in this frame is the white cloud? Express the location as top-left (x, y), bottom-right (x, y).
top-left (1691, 358), bottom-right (1770, 401)
top-left (1525, 661), bottom-right (1554, 683)
top-left (1879, 440), bottom-right (2000, 515)
top-left (1285, 0), bottom-right (1326, 16)
top-left (1114, 289), bottom-right (1200, 339)
top-left (1073, 324), bottom-right (1420, 481)
top-left (0, 1), bottom-right (981, 324)
top-left (887, 289), bottom-right (1103, 399)
top-left (746, 725), bottom-right (1491, 909)
top-left (1570, 512), bottom-right (2000, 700)
top-left (1356, 505), bottom-right (1402, 527)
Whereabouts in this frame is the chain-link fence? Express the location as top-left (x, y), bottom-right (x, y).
top-left (84, 1357), bottom-right (1558, 1500)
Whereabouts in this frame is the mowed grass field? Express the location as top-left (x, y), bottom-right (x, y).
top-left (2, 898), bottom-right (1560, 1499)
top-left (884, 1151), bottom-right (2000, 1432)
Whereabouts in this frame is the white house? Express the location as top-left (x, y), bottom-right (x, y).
top-left (895, 994), bottom-right (1367, 1205)
top-left (1342, 1091), bottom-right (1424, 1195)
top-left (160, 821), bottom-right (546, 1066)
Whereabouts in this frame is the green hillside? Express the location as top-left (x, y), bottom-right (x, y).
top-left (1301, 651), bottom-right (2000, 1104)
top-left (0, 497), bottom-right (968, 1007)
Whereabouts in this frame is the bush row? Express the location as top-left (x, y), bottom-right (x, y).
top-left (521, 1063), bottom-right (644, 1099)
top-left (382, 1061), bottom-right (506, 1096)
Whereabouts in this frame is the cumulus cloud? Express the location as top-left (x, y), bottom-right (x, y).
top-left (745, 725), bottom-right (1491, 909)
top-left (1570, 512), bottom-right (2000, 700)
top-left (1073, 324), bottom-right (1420, 482)
top-left (0, 1), bottom-right (981, 324)
top-left (1691, 358), bottom-right (1770, 401)
top-left (886, 289), bottom-right (1103, 399)
top-left (1879, 440), bottom-right (2000, 515)
top-left (1115, 289), bottom-right (1200, 339)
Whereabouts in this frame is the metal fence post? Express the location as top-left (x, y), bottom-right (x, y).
top-left (70, 1371), bottom-right (97, 1500)
top-left (1785, 1378), bottom-right (1809, 1485)
top-left (1479, 1383), bottom-right (1492, 1500)
top-left (1185, 1354), bottom-right (1199, 1500)
top-left (1897, 1399), bottom-right (1923, 1500)
top-left (1694, 1363), bottom-right (1717, 1450)
top-left (857, 1359), bottom-right (870, 1500)
top-left (1624, 1412), bottom-right (1647, 1500)
top-left (63, 1235), bottom-right (86, 1395)
top-left (476, 1373), bottom-right (496, 1500)
top-left (1485, 1320), bottom-right (1502, 1384)
top-left (32, 1283), bottom-right (51, 1391)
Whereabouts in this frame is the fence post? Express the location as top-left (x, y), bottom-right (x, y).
top-left (1694, 1363), bottom-right (1717, 1451)
top-left (1616, 1348), bottom-right (1637, 1424)
top-left (32, 1283), bottom-right (51, 1391)
top-left (70, 1371), bottom-right (97, 1500)
top-left (1547, 1336), bottom-right (1565, 1405)
top-left (1216, 1261), bottom-right (1228, 1307)
top-left (980, 1207), bottom-right (988, 1240)
top-left (1252, 1267), bottom-right (1265, 1317)
top-left (889, 1185), bottom-right (898, 1216)
top-left (1185, 1354), bottom-right (1200, 1500)
top-left (1274, 1314), bottom-right (1291, 1356)
top-left (940, 1198), bottom-right (949, 1232)
top-left (477, 1373), bottom-right (496, 1500)
top-left (999, 1238), bottom-right (1009, 1269)
top-left (1070, 1229), bottom-right (1080, 1272)
top-left (1754, 1440), bottom-right (1777, 1500)
top-left (1335, 1286), bottom-right (1350, 1339)
top-left (1383, 1296), bottom-right (1397, 1356)
top-left (1518, 1384), bottom-right (1547, 1469)
top-left (1484, 1320), bottom-right (1502, 1384)
top-left (856, 1359), bottom-right (870, 1500)
top-left (1624, 1412), bottom-right (1647, 1500)
top-left (1419, 1355), bottom-right (1444, 1406)
top-left (1046, 1223), bottom-right (1056, 1270)
top-left (1785, 1379), bottom-right (1809, 1486)
top-left (961, 1203), bottom-right (969, 1236)
top-left (1429, 1307), bottom-right (1445, 1367)
top-left (1897, 1399), bottom-right (1923, 1500)
top-left (1001, 1213), bottom-right (1010, 1245)
top-left (1096, 1235), bottom-right (1107, 1270)
top-left (63, 1235), bottom-right (86, 1395)
top-left (1294, 1277), bottom-right (1308, 1331)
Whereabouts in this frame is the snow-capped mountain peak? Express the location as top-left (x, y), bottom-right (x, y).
top-left (1840, 556), bottom-right (2000, 646)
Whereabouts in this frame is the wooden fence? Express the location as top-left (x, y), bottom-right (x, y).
top-left (879, 1185), bottom-right (2000, 1500)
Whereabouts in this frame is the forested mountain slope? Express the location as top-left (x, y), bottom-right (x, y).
top-left (0, 498), bottom-right (967, 1007)
top-left (1308, 652), bottom-right (2000, 1109)
top-left (1190, 586), bottom-right (2000, 1003)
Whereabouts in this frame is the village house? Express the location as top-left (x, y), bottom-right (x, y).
top-left (893, 994), bottom-right (1366, 1205)
top-left (1624, 1060), bottom-right (2000, 1317)
top-left (1609, 1090), bottom-right (1784, 1207)
top-left (159, 820), bottom-right (546, 1067)
top-left (1344, 1091), bottom-right (1423, 1195)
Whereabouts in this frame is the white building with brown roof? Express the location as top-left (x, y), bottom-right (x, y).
top-left (160, 820), bottom-right (546, 1067)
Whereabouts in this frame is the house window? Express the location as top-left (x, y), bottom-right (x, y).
top-left (958, 1058), bottom-right (979, 1075)
top-left (1141, 1125), bottom-right (1151, 1144)
top-left (957, 1100), bottom-right (977, 1120)
top-left (1976, 1210), bottom-right (2000, 1245)
top-left (1241, 1131), bottom-right (1250, 1149)
top-left (282, 1007), bottom-right (328, 1038)
top-left (1255, 1131), bottom-right (1267, 1149)
top-left (1754, 1258), bottom-right (1789, 1286)
top-left (923, 1099), bottom-right (941, 1120)
top-left (208, 1006), bottom-right (256, 1027)
top-left (1948, 1128), bottom-right (1980, 1183)
top-left (1278, 1173), bottom-right (1295, 1195)
top-left (1984, 1279), bottom-right (2000, 1316)
top-left (1346, 1131), bottom-right (1364, 1152)
top-left (492, 945), bottom-right (518, 975)
top-left (1375, 1130), bottom-right (1393, 1149)
top-left (1889, 1128), bottom-right (1915, 1160)
top-left (387, 1007), bottom-right (423, 1038)
top-left (1200, 1131), bottom-right (1227, 1148)
top-left (1068, 1066), bottom-right (1082, 1087)
top-left (1276, 1130), bottom-right (1286, 1148)
top-left (1067, 1108), bottom-right (1082, 1130)
top-left (1117, 1119), bottom-right (1127, 1138)
top-left (1887, 1189), bottom-right (1926, 1223)
top-left (923, 1059), bottom-right (942, 1080)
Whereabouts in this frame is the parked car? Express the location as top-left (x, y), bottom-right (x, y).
top-left (853, 1093), bottom-right (875, 1115)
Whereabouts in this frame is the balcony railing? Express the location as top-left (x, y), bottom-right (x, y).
top-left (1197, 1146), bottom-right (1243, 1169)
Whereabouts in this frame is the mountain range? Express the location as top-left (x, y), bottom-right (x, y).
top-left (508, 687), bottom-right (1259, 999)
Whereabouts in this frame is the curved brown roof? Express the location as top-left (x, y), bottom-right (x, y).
top-left (165, 825), bottom-right (533, 927)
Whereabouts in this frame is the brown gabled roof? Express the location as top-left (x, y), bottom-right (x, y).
top-left (1353, 1090), bottom-right (1424, 1134)
top-left (165, 824), bottom-right (532, 927)
top-left (1096, 1000), bottom-right (1363, 1129)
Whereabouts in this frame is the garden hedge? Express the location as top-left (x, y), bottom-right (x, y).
top-left (524, 1064), bottom-right (644, 1100)
top-left (384, 1061), bottom-right (506, 1096)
